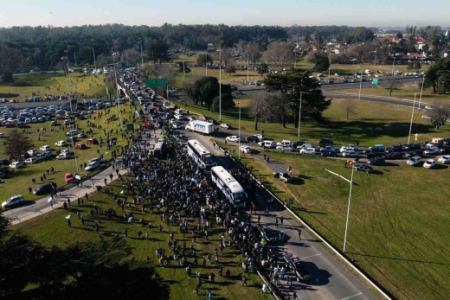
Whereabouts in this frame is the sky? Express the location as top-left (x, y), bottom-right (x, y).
top-left (0, 0), bottom-right (449, 28)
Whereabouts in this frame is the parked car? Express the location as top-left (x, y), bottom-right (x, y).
top-left (33, 183), bottom-right (53, 195)
top-left (404, 143), bottom-right (421, 151)
top-left (385, 152), bottom-right (403, 159)
top-left (423, 159), bottom-right (436, 169)
top-left (354, 165), bottom-right (373, 173)
top-left (319, 145), bottom-right (336, 152)
top-left (225, 135), bottom-right (240, 142)
top-left (9, 161), bottom-right (24, 169)
top-left (87, 138), bottom-right (99, 145)
top-left (438, 155), bottom-right (450, 164)
top-left (66, 130), bottom-right (79, 136)
top-left (283, 253), bottom-right (311, 282)
top-left (407, 156), bottom-right (422, 166)
top-left (74, 143), bottom-right (88, 150)
top-left (64, 172), bottom-right (75, 183)
top-left (300, 148), bottom-right (316, 155)
top-left (424, 146), bottom-right (440, 155)
top-left (56, 152), bottom-right (74, 160)
top-left (368, 157), bottom-right (385, 166)
top-left (320, 149), bottom-right (337, 157)
top-left (55, 140), bottom-right (67, 147)
top-left (258, 140), bottom-right (276, 148)
top-left (404, 150), bottom-right (423, 158)
top-left (240, 146), bottom-right (252, 154)
top-left (318, 138), bottom-right (333, 147)
top-left (39, 145), bottom-right (51, 152)
top-left (342, 150), bottom-right (359, 158)
top-left (85, 160), bottom-right (100, 171)
top-left (27, 149), bottom-right (38, 156)
top-left (258, 225), bottom-right (286, 244)
top-left (24, 157), bottom-right (40, 164)
top-left (220, 123), bottom-right (231, 129)
top-left (340, 145), bottom-right (359, 153)
top-left (2, 195), bottom-right (25, 208)
top-left (247, 135), bottom-right (260, 143)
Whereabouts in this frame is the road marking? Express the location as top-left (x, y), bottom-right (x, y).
top-left (341, 292), bottom-right (363, 300)
top-left (300, 253), bottom-right (322, 260)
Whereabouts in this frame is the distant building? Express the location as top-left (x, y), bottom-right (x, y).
top-left (207, 43), bottom-right (215, 52)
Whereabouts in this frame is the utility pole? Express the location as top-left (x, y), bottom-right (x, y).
top-left (183, 58), bottom-right (186, 79)
top-left (358, 69), bottom-right (363, 101)
top-left (92, 40), bottom-right (97, 70)
top-left (298, 91), bottom-right (303, 139)
top-left (246, 54), bottom-right (249, 83)
top-left (238, 102), bottom-right (241, 160)
top-left (205, 52), bottom-right (208, 76)
top-left (219, 52), bottom-right (222, 122)
top-left (418, 74), bottom-right (425, 109)
top-left (139, 38), bottom-right (144, 66)
top-left (112, 52), bottom-right (123, 129)
top-left (407, 94), bottom-right (417, 144)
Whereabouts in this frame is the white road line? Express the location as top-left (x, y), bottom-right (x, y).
top-left (341, 292), bottom-right (363, 300)
top-left (300, 253), bottom-right (322, 260)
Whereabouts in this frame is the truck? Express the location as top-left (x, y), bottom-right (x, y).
top-left (185, 120), bottom-right (215, 135)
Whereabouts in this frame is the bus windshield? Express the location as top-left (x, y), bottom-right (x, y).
top-left (233, 192), bottom-right (246, 204)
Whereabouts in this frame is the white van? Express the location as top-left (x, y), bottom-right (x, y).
top-left (258, 140), bottom-right (276, 148)
top-left (297, 143), bottom-right (313, 150)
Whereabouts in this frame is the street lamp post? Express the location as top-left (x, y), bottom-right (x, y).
top-left (138, 38), bottom-right (144, 66)
top-left (112, 52), bottom-right (123, 129)
top-left (238, 102), bottom-right (241, 160)
top-left (407, 94), bottom-right (417, 144)
top-left (219, 62), bottom-right (222, 122)
top-left (246, 54), bottom-right (249, 83)
top-left (205, 52), bottom-right (208, 76)
top-left (298, 91), bottom-right (303, 139)
top-left (343, 163), bottom-right (355, 253)
top-left (358, 69), bottom-right (363, 101)
top-left (391, 57), bottom-right (396, 78)
top-left (92, 41), bottom-right (97, 71)
top-left (418, 75), bottom-right (426, 109)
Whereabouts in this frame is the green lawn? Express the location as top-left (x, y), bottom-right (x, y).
top-left (0, 73), bottom-right (110, 101)
top-left (209, 146), bottom-right (450, 300)
top-left (177, 98), bottom-right (450, 147)
top-left (0, 104), bottom-right (134, 201)
top-left (10, 181), bottom-right (272, 300)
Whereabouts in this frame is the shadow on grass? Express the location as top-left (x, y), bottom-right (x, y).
top-left (0, 93), bottom-right (20, 97)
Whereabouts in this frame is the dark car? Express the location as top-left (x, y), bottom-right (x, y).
top-left (365, 151), bottom-right (385, 159)
top-left (321, 150), bottom-right (337, 157)
top-left (33, 183), bottom-right (53, 195)
top-left (354, 164), bottom-right (374, 173)
top-left (318, 139), bottom-right (333, 147)
top-left (67, 137), bottom-right (78, 143)
top-left (284, 253), bottom-right (311, 282)
top-left (386, 145), bottom-right (402, 153)
top-left (404, 150), bottom-right (423, 158)
top-left (404, 143), bottom-right (421, 151)
top-left (368, 157), bottom-right (385, 166)
top-left (385, 152), bottom-right (403, 159)
top-left (439, 147), bottom-right (450, 154)
top-left (0, 159), bottom-right (10, 166)
top-left (258, 226), bottom-right (286, 244)
top-left (246, 136), bottom-right (260, 143)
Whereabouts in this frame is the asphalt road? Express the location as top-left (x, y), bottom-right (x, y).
top-left (183, 130), bottom-right (378, 300)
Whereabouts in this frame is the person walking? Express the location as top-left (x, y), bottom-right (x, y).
top-left (297, 228), bottom-right (302, 240)
top-left (275, 217), bottom-right (279, 228)
top-left (241, 275), bottom-right (248, 286)
top-left (67, 218), bottom-right (71, 227)
top-left (280, 216), bottom-right (284, 225)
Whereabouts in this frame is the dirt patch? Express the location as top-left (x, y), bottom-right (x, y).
top-left (317, 177), bottom-right (332, 183)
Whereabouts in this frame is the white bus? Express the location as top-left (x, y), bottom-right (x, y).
top-left (187, 139), bottom-right (216, 170)
top-left (154, 141), bottom-right (165, 158)
top-left (211, 166), bottom-right (247, 208)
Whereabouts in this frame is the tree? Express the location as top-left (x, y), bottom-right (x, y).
top-left (257, 63), bottom-right (269, 78)
top-left (211, 93), bottom-right (235, 113)
top-left (197, 54), bottom-right (213, 66)
top-left (224, 64), bottom-right (236, 76)
top-left (314, 54), bottom-right (330, 72)
top-left (423, 57), bottom-right (450, 94)
top-left (177, 62), bottom-right (191, 73)
top-left (428, 101), bottom-right (450, 129)
top-left (413, 61), bottom-right (422, 72)
top-left (219, 47), bottom-right (233, 66)
top-left (121, 49), bottom-right (142, 66)
top-left (262, 41), bottom-right (295, 65)
top-left (4, 129), bottom-right (34, 160)
top-left (343, 100), bottom-right (356, 120)
top-left (249, 91), bottom-right (281, 130)
top-left (265, 68), bottom-right (331, 126)
top-left (382, 76), bottom-right (402, 96)
top-left (185, 76), bottom-right (232, 110)
top-left (1, 70), bottom-right (13, 84)
top-left (147, 39), bottom-right (171, 64)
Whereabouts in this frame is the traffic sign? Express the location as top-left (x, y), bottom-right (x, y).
top-left (145, 78), bottom-right (168, 88)
top-left (289, 197), bottom-right (295, 205)
top-left (372, 78), bottom-right (379, 86)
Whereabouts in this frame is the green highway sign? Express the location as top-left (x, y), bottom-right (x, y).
top-left (372, 78), bottom-right (379, 86)
top-left (145, 78), bottom-right (168, 88)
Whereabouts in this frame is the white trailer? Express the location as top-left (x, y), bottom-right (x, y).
top-left (185, 120), bottom-right (215, 135)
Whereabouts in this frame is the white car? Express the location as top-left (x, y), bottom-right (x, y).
top-left (66, 130), bottom-right (79, 136)
top-left (55, 140), bottom-right (67, 147)
top-left (2, 195), bottom-right (25, 208)
top-left (424, 146), bottom-right (439, 155)
top-left (240, 146), bottom-right (252, 154)
top-left (340, 145), bottom-right (359, 153)
top-left (300, 147), bottom-right (316, 155)
top-left (24, 157), bottom-right (40, 164)
top-left (407, 156), bottom-right (422, 166)
top-left (320, 145), bottom-right (336, 152)
top-left (9, 162), bottom-right (24, 169)
top-left (85, 161), bottom-right (100, 171)
top-left (220, 123), bottom-right (231, 129)
top-left (27, 149), bottom-right (38, 156)
top-left (0, 133), bottom-right (5, 138)
top-left (172, 122), bottom-right (181, 129)
top-left (342, 151), bottom-right (359, 158)
top-left (438, 155), bottom-right (450, 164)
top-left (40, 145), bottom-right (51, 152)
top-left (297, 143), bottom-right (313, 150)
top-left (423, 159), bottom-right (436, 169)
top-left (226, 135), bottom-right (240, 142)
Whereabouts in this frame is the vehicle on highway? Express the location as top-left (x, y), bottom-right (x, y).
top-left (296, 143), bottom-right (313, 151)
top-left (226, 135), bottom-right (240, 142)
top-left (211, 166), bottom-right (246, 208)
top-left (368, 144), bottom-right (385, 152)
top-left (368, 157), bottom-right (385, 166)
top-left (318, 138), bottom-right (334, 147)
top-left (39, 145), bottom-right (51, 152)
top-left (64, 173), bottom-right (75, 183)
top-left (276, 140), bottom-right (292, 148)
top-left (320, 149), bottom-right (337, 157)
top-left (246, 135), bottom-right (260, 143)
top-left (424, 146), bottom-right (440, 155)
top-left (354, 165), bottom-right (373, 173)
top-left (404, 143), bottom-right (421, 151)
top-left (186, 139), bottom-right (217, 171)
top-left (55, 140), bottom-right (67, 147)
top-left (74, 143), bottom-right (87, 150)
top-left (407, 156), bottom-right (422, 166)
top-left (284, 253), bottom-right (311, 282)
top-left (404, 150), bottom-right (423, 158)
top-left (340, 145), bottom-right (359, 153)
top-left (220, 123), bottom-right (231, 129)
top-left (258, 140), bottom-right (276, 148)
top-left (342, 150), bottom-right (359, 158)
top-left (320, 145), bottom-right (336, 152)
top-left (438, 155), bottom-right (450, 164)
top-left (385, 152), bottom-right (403, 159)
top-left (9, 161), bottom-right (24, 169)
top-left (85, 160), bottom-right (100, 171)
top-left (240, 146), bottom-right (252, 154)
top-left (258, 225), bottom-right (286, 244)
top-left (300, 147), bottom-right (316, 155)
top-left (385, 144), bottom-right (402, 153)
top-left (33, 183), bottom-right (53, 195)
top-left (2, 195), bottom-right (25, 208)
top-left (24, 157), bottom-right (40, 164)
top-left (423, 159), bottom-right (436, 169)
top-left (185, 120), bottom-right (215, 135)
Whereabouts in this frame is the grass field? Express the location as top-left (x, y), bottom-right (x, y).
top-left (0, 104), bottom-right (135, 202)
top-left (177, 97), bottom-right (450, 146)
top-left (212, 141), bottom-right (450, 300)
top-left (0, 73), bottom-right (110, 101)
top-left (10, 181), bottom-right (272, 300)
